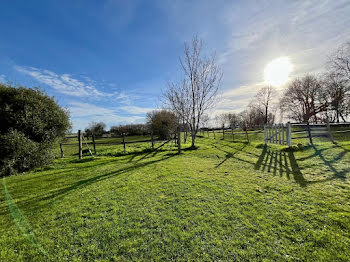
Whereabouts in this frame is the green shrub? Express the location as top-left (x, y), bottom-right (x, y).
top-left (0, 84), bottom-right (71, 176)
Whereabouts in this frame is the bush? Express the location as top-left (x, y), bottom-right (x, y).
top-left (110, 124), bottom-right (148, 137)
top-left (0, 84), bottom-right (71, 176)
top-left (0, 130), bottom-right (54, 175)
top-left (146, 110), bottom-right (177, 139)
top-left (88, 122), bottom-right (106, 137)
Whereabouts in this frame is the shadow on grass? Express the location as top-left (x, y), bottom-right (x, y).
top-left (214, 144), bottom-right (247, 168)
top-left (254, 144), bottom-right (349, 187)
top-left (70, 157), bottom-right (96, 164)
top-left (14, 151), bottom-right (178, 211)
top-left (182, 146), bottom-right (200, 151)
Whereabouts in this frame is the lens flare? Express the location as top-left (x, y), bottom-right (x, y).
top-left (264, 57), bottom-right (293, 87)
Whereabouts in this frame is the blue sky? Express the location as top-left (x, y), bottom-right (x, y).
top-left (1, 0), bottom-right (350, 131)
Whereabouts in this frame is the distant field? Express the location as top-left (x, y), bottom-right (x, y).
top-left (1, 131), bottom-right (349, 261)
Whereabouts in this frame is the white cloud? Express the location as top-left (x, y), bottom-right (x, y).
top-left (66, 101), bottom-right (151, 131)
top-left (14, 65), bottom-right (120, 98)
top-left (0, 74), bottom-right (5, 83)
top-left (116, 105), bottom-right (154, 114)
top-left (68, 101), bottom-right (115, 117)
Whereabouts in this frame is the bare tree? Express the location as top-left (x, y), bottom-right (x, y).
top-left (329, 42), bottom-right (350, 81)
top-left (225, 112), bottom-right (239, 129)
top-left (255, 86), bottom-right (276, 124)
top-left (323, 72), bottom-right (350, 122)
top-left (88, 122), bottom-right (106, 137)
top-left (163, 36), bottom-right (222, 147)
top-left (280, 75), bottom-right (327, 123)
top-left (325, 42), bottom-right (350, 122)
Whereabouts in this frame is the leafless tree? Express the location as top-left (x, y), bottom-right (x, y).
top-left (255, 86), bottom-right (276, 124)
top-left (163, 36), bottom-right (222, 147)
top-left (215, 113), bottom-right (228, 128)
top-left (328, 42), bottom-right (350, 81)
top-left (322, 72), bottom-right (350, 122)
top-left (325, 42), bottom-right (350, 122)
top-left (280, 75), bottom-right (327, 123)
top-left (88, 121), bottom-right (106, 137)
top-left (225, 112), bottom-right (239, 129)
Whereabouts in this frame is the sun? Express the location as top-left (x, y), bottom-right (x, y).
top-left (264, 57), bottom-right (293, 87)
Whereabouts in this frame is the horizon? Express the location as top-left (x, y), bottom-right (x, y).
top-left (1, 1), bottom-right (350, 132)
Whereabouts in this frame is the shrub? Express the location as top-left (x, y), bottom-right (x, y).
top-left (0, 84), bottom-right (71, 176)
top-left (88, 122), bottom-right (106, 137)
top-left (146, 110), bottom-right (177, 139)
top-left (110, 124), bottom-right (148, 137)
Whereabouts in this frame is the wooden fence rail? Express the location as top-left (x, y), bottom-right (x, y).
top-left (61, 131), bottom-right (181, 159)
top-left (264, 121), bottom-right (350, 147)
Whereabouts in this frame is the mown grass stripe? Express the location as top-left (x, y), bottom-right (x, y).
top-left (3, 177), bottom-right (49, 257)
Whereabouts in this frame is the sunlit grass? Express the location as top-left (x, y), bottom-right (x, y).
top-left (0, 132), bottom-right (349, 261)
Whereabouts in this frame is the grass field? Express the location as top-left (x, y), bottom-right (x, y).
top-left (1, 131), bottom-right (350, 261)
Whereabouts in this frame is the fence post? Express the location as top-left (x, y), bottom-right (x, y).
top-left (264, 125), bottom-right (267, 144)
top-left (213, 130), bottom-right (216, 139)
top-left (326, 118), bottom-right (335, 144)
top-left (78, 130), bottom-right (82, 159)
top-left (282, 124), bottom-right (285, 145)
top-left (278, 124), bottom-right (281, 144)
top-left (222, 125), bottom-right (225, 140)
top-left (151, 132), bottom-right (154, 150)
top-left (275, 125), bottom-right (278, 143)
top-left (122, 132), bottom-right (126, 153)
top-left (274, 125), bottom-right (277, 144)
top-left (287, 122), bottom-right (292, 147)
top-left (92, 134), bottom-right (96, 155)
top-left (307, 122), bottom-right (313, 144)
top-left (231, 128), bottom-right (234, 142)
top-left (59, 143), bottom-right (64, 158)
top-left (271, 125), bottom-right (273, 143)
top-left (178, 128), bottom-right (181, 154)
top-left (245, 127), bottom-right (249, 143)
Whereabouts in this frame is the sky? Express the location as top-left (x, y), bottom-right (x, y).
top-left (1, 0), bottom-right (350, 131)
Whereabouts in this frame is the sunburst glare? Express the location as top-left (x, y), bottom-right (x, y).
top-left (264, 57), bottom-right (293, 87)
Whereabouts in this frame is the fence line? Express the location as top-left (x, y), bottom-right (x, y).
top-left (264, 121), bottom-right (350, 147)
top-left (61, 131), bottom-right (181, 159)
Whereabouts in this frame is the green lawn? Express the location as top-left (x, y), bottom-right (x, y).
top-left (1, 133), bottom-right (349, 261)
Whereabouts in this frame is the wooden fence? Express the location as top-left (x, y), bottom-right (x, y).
top-left (61, 129), bottom-right (182, 159)
top-left (265, 121), bottom-right (350, 147)
top-left (264, 123), bottom-right (291, 146)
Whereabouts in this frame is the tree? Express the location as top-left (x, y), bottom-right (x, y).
top-left (328, 42), bottom-right (350, 81)
top-left (0, 84), bottom-right (71, 176)
top-left (84, 127), bottom-right (92, 139)
top-left (255, 86), bottom-right (276, 124)
top-left (110, 124), bottom-right (148, 137)
top-left (224, 113), bottom-right (240, 129)
top-left (163, 36), bottom-right (222, 147)
top-left (146, 110), bottom-right (177, 140)
top-left (323, 72), bottom-right (350, 122)
top-left (280, 75), bottom-right (327, 123)
top-left (88, 122), bottom-right (106, 137)
top-left (325, 42), bottom-right (350, 122)
top-left (215, 113), bottom-right (228, 129)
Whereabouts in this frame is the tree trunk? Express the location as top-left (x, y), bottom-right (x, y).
top-left (191, 131), bottom-right (196, 147)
